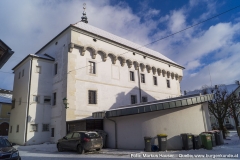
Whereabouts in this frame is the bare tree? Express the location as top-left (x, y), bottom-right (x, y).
top-left (228, 93), bottom-right (240, 129)
top-left (208, 87), bottom-right (230, 139)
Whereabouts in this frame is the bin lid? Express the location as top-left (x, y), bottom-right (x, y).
top-left (144, 136), bottom-right (152, 139)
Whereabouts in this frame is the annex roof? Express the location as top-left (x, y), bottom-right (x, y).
top-left (93, 93), bottom-right (213, 118)
top-left (73, 22), bottom-right (183, 68)
top-left (12, 54), bottom-right (55, 70)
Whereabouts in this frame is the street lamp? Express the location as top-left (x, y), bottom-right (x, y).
top-left (62, 97), bottom-right (69, 109)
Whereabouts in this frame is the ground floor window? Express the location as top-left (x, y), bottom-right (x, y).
top-left (51, 128), bottom-right (54, 137)
top-left (42, 124), bottom-right (49, 131)
top-left (30, 124), bottom-right (38, 132)
top-left (131, 95), bottom-right (137, 104)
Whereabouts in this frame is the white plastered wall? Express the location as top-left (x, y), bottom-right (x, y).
top-left (66, 30), bottom-right (183, 121)
top-left (104, 102), bottom-right (211, 150)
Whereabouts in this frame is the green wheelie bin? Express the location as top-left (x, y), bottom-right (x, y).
top-left (200, 133), bottom-right (212, 150)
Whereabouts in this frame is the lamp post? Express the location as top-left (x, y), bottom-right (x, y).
top-left (62, 97), bottom-right (69, 109)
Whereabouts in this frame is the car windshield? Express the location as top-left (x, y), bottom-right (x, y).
top-left (0, 138), bottom-right (11, 148)
top-left (85, 132), bottom-right (100, 138)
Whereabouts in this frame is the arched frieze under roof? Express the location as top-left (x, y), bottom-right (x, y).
top-left (171, 72), bottom-right (175, 79)
top-left (133, 61), bottom-right (139, 70)
top-left (108, 53), bottom-right (117, 64)
top-left (85, 45), bottom-right (97, 59)
top-left (175, 73), bottom-right (179, 80)
top-left (97, 50), bottom-right (108, 62)
top-left (167, 71), bottom-right (170, 78)
top-left (152, 66), bottom-right (156, 75)
top-left (140, 63), bottom-right (146, 72)
top-left (117, 56), bottom-right (126, 67)
top-left (146, 64), bottom-right (152, 73)
top-left (162, 69), bottom-right (166, 77)
top-left (178, 75), bottom-right (183, 82)
top-left (157, 68), bottom-right (161, 76)
top-left (68, 43), bottom-right (87, 56)
top-left (126, 59), bottom-right (133, 68)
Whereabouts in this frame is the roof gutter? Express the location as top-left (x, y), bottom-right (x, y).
top-left (24, 57), bottom-right (33, 144)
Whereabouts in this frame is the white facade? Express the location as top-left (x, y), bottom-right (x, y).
top-left (9, 22), bottom-right (184, 145)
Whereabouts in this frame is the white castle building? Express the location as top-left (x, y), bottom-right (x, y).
top-left (8, 13), bottom-right (185, 145)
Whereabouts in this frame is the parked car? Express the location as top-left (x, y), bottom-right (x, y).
top-left (0, 137), bottom-right (21, 160)
top-left (225, 124), bottom-right (234, 130)
top-left (57, 131), bottom-right (103, 154)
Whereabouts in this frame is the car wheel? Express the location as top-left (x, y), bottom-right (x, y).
top-left (96, 148), bottom-right (101, 151)
top-left (57, 144), bottom-right (63, 152)
top-left (77, 145), bottom-right (85, 154)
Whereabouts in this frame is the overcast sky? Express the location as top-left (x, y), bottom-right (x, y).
top-left (1, 0), bottom-right (240, 92)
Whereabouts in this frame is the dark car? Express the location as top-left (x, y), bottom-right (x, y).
top-left (57, 131), bottom-right (103, 154)
top-left (225, 124), bottom-right (234, 130)
top-left (0, 137), bottom-right (21, 160)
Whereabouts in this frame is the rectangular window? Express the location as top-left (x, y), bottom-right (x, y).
top-left (88, 90), bottom-right (97, 104)
top-left (30, 124), bottom-right (38, 132)
top-left (10, 126), bottom-right (12, 133)
top-left (36, 66), bottom-right (41, 73)
top-left (12, 99), bottom-right (15, 109)
top-left (22, 69), bottom-right (24, 77)
top-left (89, 61), bottom-right (96, 74)
top-left (42, 124), bottom-right (49, 131)
top-left (19, 97), bottom-right (21, 105)
top-left (153, 76), bottom-right (157, 85)
top-left (142, 96), bottom-right (148, 102)
top-left (131, 95), bottom-right (137, 104)
top-left (16, 125), bottom-right (19, 132)
top-left (141, 74), bottom-right (145, 83)
top-left (18, 72), bottom-right (21, 79)
top-left (51, 128), bottom-right (54, 137)
top-left (54, 63), bottom-right (58, 75)
top-left (167, 79), bottom-right (170, 88)
top-left (53, 93), bottom-right (56, 105)
top-left (130, 71), bottom-right (135, 81)
top-left (33, 95), bottom-right (38, 103)
top-left (44, 96), bottom-right (51, 104)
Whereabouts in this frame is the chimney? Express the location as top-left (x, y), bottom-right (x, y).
top-left (184, 90), bottom-right (187, 95)
top-left (235, 80), bottom-right (240, 85)
top-left (215, 85), bottom-right (218, 89)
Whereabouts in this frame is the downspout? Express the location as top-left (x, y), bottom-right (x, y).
top-left (201, 103), bottom-right (207, 131)
top-left (137, 68), bottom-right (142, 103)
top-left (24, 57), bottom-right (33, 144)
top-left (105, 112), bottom-right (117, 149)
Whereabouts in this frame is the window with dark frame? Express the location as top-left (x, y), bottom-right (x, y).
top-left (54, 63), bottom-right (58, 75)
top-left (142, 96), bottom-right (148, 102)
top-left (167, 79), bottom-right (170, 88)
top-left (89, 61), bottom-right (96, 74)
top-left (131, 95), bottom-right (137, 104)
top-left (53, 92), bottom-right (56, 105)
top-left (42, 124), bottom-right (49, 131)
top-left (44, 96), bottom-right (51, 104)
top-left (31, 124), bottom-right (38, 132)
top-left (88, 90), bottom-right (97, 104)
top-left (36, 66), bottom-right (41, 73)
top-left (16, 125), bottom-right (19, 132)
top-left (12, 99), bottom-right (15, 109)
top-left (153, 76), bottom-right (157, 85)
top-left (141, 74), bottom-right (145, 83)
top-left (130, 71), bottom-right (135, 81)
top-left (33, 95), bottom-right (38, 103)
top-left (51, 128), bottom-right (54, 137)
